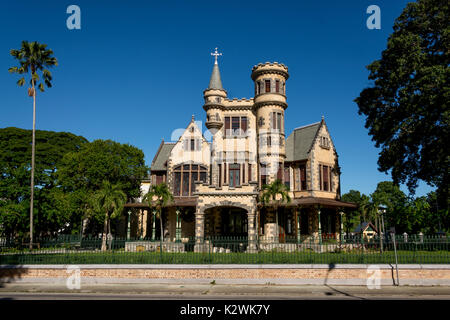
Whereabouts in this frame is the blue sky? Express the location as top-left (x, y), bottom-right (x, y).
top-left (0, 0), bottom-right (434, 197)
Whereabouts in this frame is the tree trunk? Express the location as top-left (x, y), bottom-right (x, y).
top-left (101, 211), bottom-right (109, 251)
top-left (29, 77), bottom-right (36, 250)
top-left (160, 209), bottom-right (164, 242)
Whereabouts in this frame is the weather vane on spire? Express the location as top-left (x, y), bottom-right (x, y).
top-left (211, 47), bottom-right (222, 65)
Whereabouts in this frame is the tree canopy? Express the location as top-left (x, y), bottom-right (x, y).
top-left (56, 139), bottom-right (148, 235)
top-left (0, 127), bottom-right (88, 237)
top-left (341, 181), bottom-right (449, 235)
top-left (57, 139), bottom-right (148, 197)
top-left (0, 129), bottom-right (148, 238)
top-left (354, 0), bottom-right (449, 210)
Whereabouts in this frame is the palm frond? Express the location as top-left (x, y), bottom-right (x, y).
top-left (9, 40), bottom-right (57, 92)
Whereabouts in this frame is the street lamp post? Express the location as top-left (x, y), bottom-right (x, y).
top-left (378, 205), bottom-right (387, 253)
top-left (390, 227), bottom-right (400, 286)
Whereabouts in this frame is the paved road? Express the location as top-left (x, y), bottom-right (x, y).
top-left (1, 283), bottom-right (450, 300)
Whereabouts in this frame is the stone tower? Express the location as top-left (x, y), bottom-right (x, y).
top-left (204, 48), bottom-right (227, 186)
top-left (251, 62), bottom-right (289, 184)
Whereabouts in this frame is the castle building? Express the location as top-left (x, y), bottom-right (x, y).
top-left (124, 49), bottom-right (356, 249)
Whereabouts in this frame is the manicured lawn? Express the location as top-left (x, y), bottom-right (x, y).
top-left (1, 250), bottom-right (448, 265)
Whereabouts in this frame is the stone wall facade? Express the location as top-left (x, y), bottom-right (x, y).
top-left (2, 265), bottom-right (449, 286)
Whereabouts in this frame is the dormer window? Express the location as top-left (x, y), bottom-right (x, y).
top-left (320, 136), bottom-right (330, 149)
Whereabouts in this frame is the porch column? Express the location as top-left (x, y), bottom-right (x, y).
top-left (139, 210), bottom-right (144, 240)
top-left (247, 209), bottom-right (257, 252)
top-left (296, 208), bottom-right (301, 244)
top-left (151, 210), bottom-right (156, 241)
top-left (317, 207), bottom-right (322, 245)
top-left (143, 209), bottom-right (148, 238)
top-left (194, 207), bottom-right (205, 252)
top-left (127, 210), bottom-right (131, 240)
top-left (175, 208), bottom-right (181, 243)
top-left (339, 211), bottom-right (344, 243)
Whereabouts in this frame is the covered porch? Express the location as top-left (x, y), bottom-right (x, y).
top-left (257, 197), bottom-right (358, 245)
top-left (122, 197), bottom-right (197, 242)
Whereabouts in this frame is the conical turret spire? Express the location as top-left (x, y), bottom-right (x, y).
top-left (208, 48), bottom-right (223, 90)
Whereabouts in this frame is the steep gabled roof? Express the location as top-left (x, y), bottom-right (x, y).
top-left (285, 122), bottom-right (321, 161)
top-left (354, 222), bottom-right (378, 234)
top-left (150, 140), bottom-right (175, 171)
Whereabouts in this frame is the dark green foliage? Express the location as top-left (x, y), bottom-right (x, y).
top-left (354, 0), bottom-right (449, 211)
top-left (56, 139), bottom-right (148, 235)
top-left (341, 190), bottom-right (368, 233)
top-left (0, 127), bottom-right (88, 238)
top-left (57, 139), bottom-right (148, 198)
top-left (342, 182), bottom-right (449, 234)
top-left (8, 40), bottom-right (58, 92)
top-left (0, 128), bottom-right (148, 238)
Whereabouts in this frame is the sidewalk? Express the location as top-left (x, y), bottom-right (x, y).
top-left (1, 282), bottom-right (450, 299)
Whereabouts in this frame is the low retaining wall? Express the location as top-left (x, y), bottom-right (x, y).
top-left (1, 264), bottom-right (449, 286)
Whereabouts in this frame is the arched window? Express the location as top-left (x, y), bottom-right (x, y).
top-left (173, 164), bottom-right (208, 196)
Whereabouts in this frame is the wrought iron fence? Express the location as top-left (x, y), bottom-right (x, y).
top-left (0, 234), bottom-right (448, 265)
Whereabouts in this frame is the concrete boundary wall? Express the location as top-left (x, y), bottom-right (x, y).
top-left (1, 264), bottom-right (449, 286)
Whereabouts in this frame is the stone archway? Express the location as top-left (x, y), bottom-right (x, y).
top-left (194, 198), bottom-right (258, 252)
top-left (204, 206), bottom-right (248, 237)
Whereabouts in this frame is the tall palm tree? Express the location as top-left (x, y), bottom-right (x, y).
top-left (260, 179), bottom-right (291, 241)
top-left (92, 180), bottom-right (127, 251)
top-left (143, 183), bottom-right (174, 242)
top-left (8, 41), bottom-right (57, 249)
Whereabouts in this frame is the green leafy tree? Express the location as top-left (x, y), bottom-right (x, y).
top-left (142, 183), bottom-right (174, 242)
top-left (260, 179), bottom-right (291, 240)
top-left (371, 181), bottom-right (410, 233)
top-left (355, 0), bottom-right (449, 211)
top-left (0, 127), bottom-right (87, 238)
top-left (424, 191), bottom-right (449, 233)
top-left (57, 139), bottom-right (148, 233)
top-left (92, 180), bottom-right (127, 251)
top-left (341, 190), bottom-right (369, 234)
top-left (8, 41), bottom-right (58, 248)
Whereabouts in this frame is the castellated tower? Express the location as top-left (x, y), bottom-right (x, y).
top-left (251, 62), bottom-right (289, 185)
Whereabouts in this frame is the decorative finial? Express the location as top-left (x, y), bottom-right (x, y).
top-left (321, 115), bottom-right (324, 121)
top-left (211, 47), bottom-right (222, 65)
top-left (192, 114), bottom-right (195, 121)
